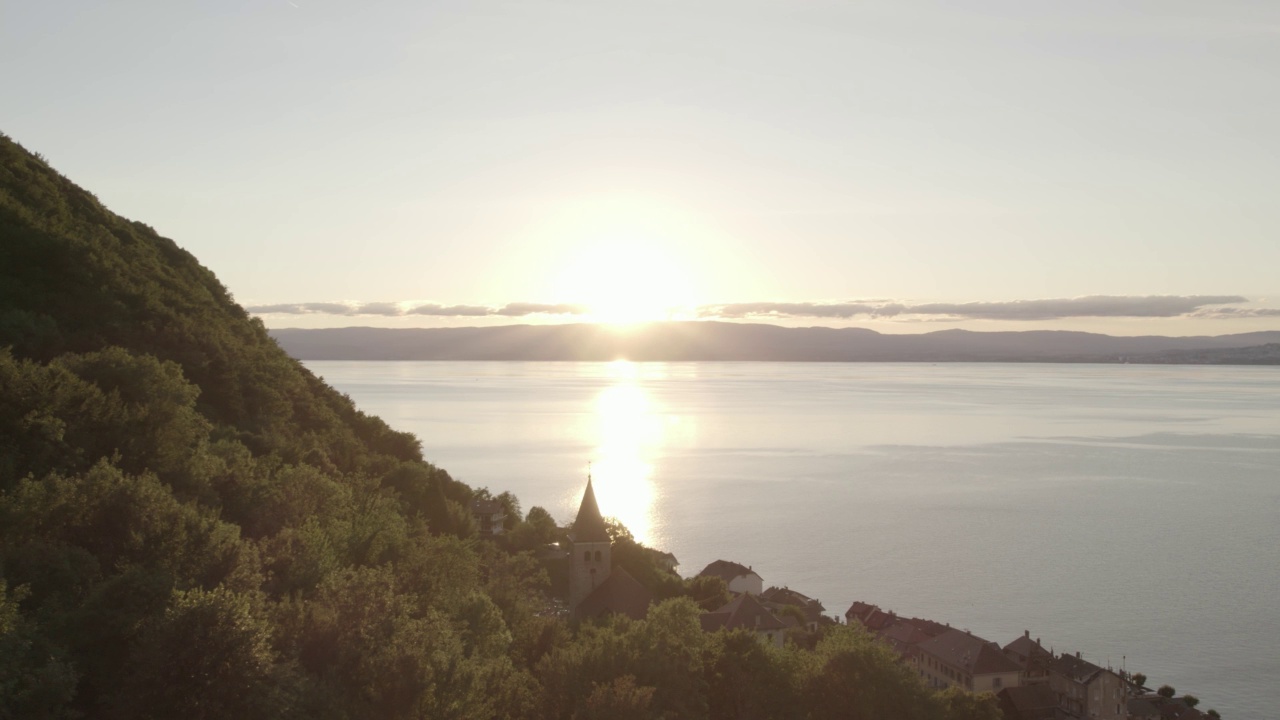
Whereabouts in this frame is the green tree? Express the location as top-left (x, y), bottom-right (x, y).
top-left (686, 575), bottom-right (731, 611)
top-left (110, 586), bottom-right (288, 720)
top-left (706, 629), bottom-right (798, 720)
top-left (1158, 685), bottom-right (1176, 698)
top-left (938, 686), bottom-right (1002, 720)
top-left (574, 675), bottom-right (655, 720)
top-left (802, 625), bottom-right (941, 720)
top-left (0, 580), bottom-right (78, 719)
top-left (636, 598), bottom-right (710, 718)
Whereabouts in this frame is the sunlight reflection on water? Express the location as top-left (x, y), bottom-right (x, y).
top-left (587, 361), bottom-right (666, 545)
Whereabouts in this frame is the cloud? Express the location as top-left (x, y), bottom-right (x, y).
top-left (698, 302), bottom-right (887, 319)
top-left (496, 302), bottom-right (590, 317)
top-left (698, 295), bottom-right (1258, 321)
top-left (246, 301), bottom-right (592, 318)
top-left (405, 304), bottom-right (494, 317)
top-left (1190, 306), bottom-right (1280, 319)
top-left (244, 302), bottom-right (367, 315)
top-left (246, 295), bottom-right (1279, 322)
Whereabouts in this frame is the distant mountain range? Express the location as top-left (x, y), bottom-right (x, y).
top-left (270, 323), bottom-right (1280, 364)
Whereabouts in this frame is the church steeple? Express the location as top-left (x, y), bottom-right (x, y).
top-left (569, 472), bottom-right (612, 613)
top-left (573, 475), bottom-right (610, 543)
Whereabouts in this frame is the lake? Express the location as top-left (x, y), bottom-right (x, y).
top-left (306, 360), bottom-right (1279, 718)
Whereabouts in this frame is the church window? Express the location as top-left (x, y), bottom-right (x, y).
top-left (594, 550), bottom-right (602, 562)
top-left (583, 551), bottom-right (590, 561)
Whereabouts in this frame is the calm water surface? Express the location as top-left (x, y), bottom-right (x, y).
top-left (307, 361), bottom-right (1279, 719)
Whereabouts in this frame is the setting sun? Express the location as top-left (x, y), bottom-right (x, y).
top-left (550, 233), bottom-right (699, 324)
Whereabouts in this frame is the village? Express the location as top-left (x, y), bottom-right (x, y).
top-left (471, 478), bottom-right (1220, 720)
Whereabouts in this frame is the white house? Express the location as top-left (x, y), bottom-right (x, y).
top-left (696, 559), bottom-right (763, 596)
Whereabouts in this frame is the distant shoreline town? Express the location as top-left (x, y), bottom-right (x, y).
top-left (472, 478), bottom-right (1223, 720)
top-left (272, 323), bottom-right (1280, 365)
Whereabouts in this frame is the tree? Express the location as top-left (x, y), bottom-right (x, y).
top-left (1130, 672), bottom-right (1147, 689)
top-left (1206, 709), bottom-right (1221, 719)
top-left (1157, 685), bottom-right (1176, 699)
top-left (1184, 695), bottom-right (1200, 708)
top-left (686, 575), bottom-right (731, 611)
top-left (0, 580), bottom-right (78, 718)
top-left (111, 586), bottom-right (287, 720)
top-left (802, 625), bottom-right (941, 720)
top-left (574, 675), bottom-right (655, 720)
top-left (496, 490), bottom-right (522, 530)
top-left (706, 629), bottom-right (797, 720)
top-left (938, 687), bottom-right (1002, 720)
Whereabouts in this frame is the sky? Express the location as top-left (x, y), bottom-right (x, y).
top-left (4, 0), bottom-right (1279, 335)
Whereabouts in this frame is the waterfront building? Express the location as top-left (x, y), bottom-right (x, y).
top-left (917, 628), bottom-right (1023, 694)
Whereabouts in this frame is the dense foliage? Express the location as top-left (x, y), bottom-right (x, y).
top-left (0, 134), bottom-right (1000, 719)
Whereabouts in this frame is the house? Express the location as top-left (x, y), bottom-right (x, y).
top-left (845, 601), bottom-right (878, 625)
top-left (700, 592), bottom-right (788, 647)
top-left (843, 602), bottom-right (901, 633)
top-left (1047, 652), bottom-right (1128, 720)
top-left (760, 586), bottom-right (826, 631)
top-left (653, 551), bottom-right (679, 573)
top-left (917, 628), bottom-right (1022, 694)
top-left (696, 559), bottom-right (763, 595)
top-left (877, 620), bottom-right (932, 665)
top-left (469, 498), bottom-right (506, 536)
top-left (845, 601), bottom-right (952, 638)
top-left (1004, 630), bottom-right (1054, 684)
top-left (997, 684), bottom-right (1066, 720)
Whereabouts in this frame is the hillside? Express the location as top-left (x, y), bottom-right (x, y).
top-left (271, 324), bottom-right (1280, 363)
top-left (0, 134), bottom-right (1007, 719)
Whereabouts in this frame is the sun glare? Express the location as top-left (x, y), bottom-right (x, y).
top-left (532, 192), bottom-right (706, 324)
top-left (552, 231), bottom-right (700, 325)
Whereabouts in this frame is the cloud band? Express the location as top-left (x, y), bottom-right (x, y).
top-left (247, 295), bottom-right (1275, 321)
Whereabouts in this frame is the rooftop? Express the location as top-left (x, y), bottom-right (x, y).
top-left (697, 559), bottom-right (760, 584)
top-left (918, 629), bottom-right (1023, 676)
top-left (1050, 652), bottom-right (1109, 684)
top-left (702, 592), bottom-right (787, 633)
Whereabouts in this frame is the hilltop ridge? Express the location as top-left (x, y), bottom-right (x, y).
top-left (271, 323), bottom-right (1280, 363)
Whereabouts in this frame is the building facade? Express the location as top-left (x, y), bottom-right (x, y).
top-left (1048, 653), bottom-right (1128, 719)
top-left (918, 629), bottom-right (1023, 694)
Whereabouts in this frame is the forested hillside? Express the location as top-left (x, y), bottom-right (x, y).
top-left (0, 134), bottom-right (999, 719)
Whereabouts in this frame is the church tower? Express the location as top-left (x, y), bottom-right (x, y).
top-left (569, 475), bottom-right (612, 612)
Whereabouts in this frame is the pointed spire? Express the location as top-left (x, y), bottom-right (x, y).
top-left (574, 474), bottom-right (610, 543)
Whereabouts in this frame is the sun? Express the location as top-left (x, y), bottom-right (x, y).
top-left (554, 232), bottom-right (698, 325)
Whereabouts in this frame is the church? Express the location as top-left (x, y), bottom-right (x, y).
top-left (568, 476), bottom-right (652, 620)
